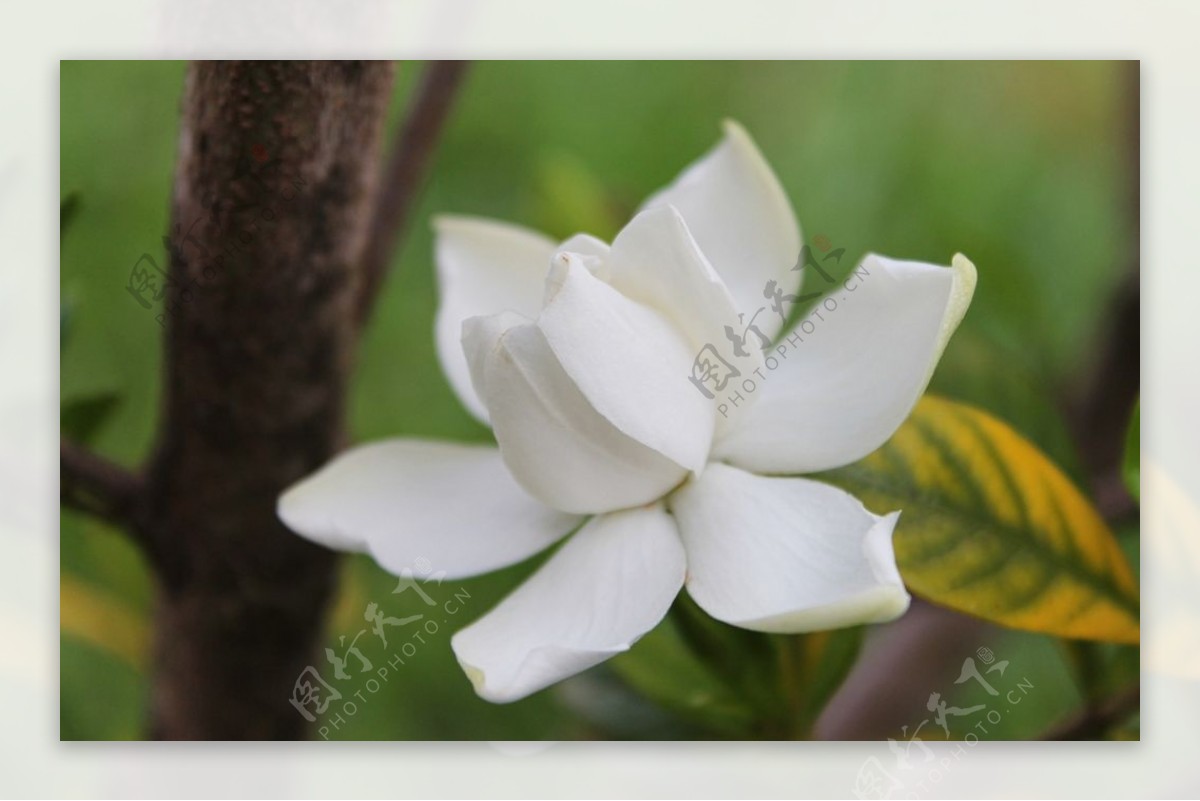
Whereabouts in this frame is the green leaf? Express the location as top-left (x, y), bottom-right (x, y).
top-left (819, 395), bottom-right (1139, 644)
top-left (614, 599), bottom-right (866, 738)
top-left (61, 392), bottom-right (122, 444)
top-left (668, 593), bottom-right (779, 710)
top-left (608, 615), bottom-right (756, 737)
top-left (555, 667), bottom-right (709, 739)
top-left (792, 627), bottom-right (865, 725)
top-left (1123, 398), bottom-right (1140, 502)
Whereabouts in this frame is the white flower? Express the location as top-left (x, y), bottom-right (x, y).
top-left (278, 121), bottom-right (976, 703)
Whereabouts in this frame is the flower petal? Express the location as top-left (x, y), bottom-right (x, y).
top-left (714, 253), bottom-right (977, 474)
top-left (469, 317), bottom-right (689, 514)
top-left (434, 215), bottom-right (558, 424)
top-left (557, 232), bottom-right (611, 268)
top-left (277, 440), bottom-right (581, 579)
top-left (605, 206), bottom-right (739, 349)
top-left (538, 253), bottom-right (715, 472)
top-left (605, 206), bottom-right (767, 415)
top-left (669, 463), bottom-right (909, 633)
top-left (639, 120), bottom-right (801, 338)
top-left (451, 504), bottom-right (685, 703)
top-left (461, 310), bottom-right (529, 410)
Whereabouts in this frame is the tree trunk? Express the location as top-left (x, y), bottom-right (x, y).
top-left (142, 61), bottom-right (395, 739)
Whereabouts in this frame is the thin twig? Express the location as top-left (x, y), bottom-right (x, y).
top-left (1041, 685), bottom-right (1140, 740)
top-left (60, 438), bottom-right (144, 530)
top-left (356, 60), bottom-right (470, 326)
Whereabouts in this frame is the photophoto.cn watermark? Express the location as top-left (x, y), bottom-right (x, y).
top-left (686, 234), bottom-right (870, 416)
top-left (852, 646), bottom-right (1036, 800)
top-left (287, 557), bottom-right (471, 739)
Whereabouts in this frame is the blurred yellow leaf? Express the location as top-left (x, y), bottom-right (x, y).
top-left (820, 395), bottom-right (1139, 644)
top-left (60, 575), bottom-right (149, 671)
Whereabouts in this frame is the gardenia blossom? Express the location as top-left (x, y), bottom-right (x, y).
top-left (278, 121), bottom-right (976, 703)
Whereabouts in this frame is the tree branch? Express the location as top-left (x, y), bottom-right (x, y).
top-left (1041, 685), bottom-right (1139, 740)
top-left (355, 60), bottom-right (469, 326)
top-left (60, 438), bottom-right (144, 530)
top-left (145, 60), bottom-right (396, 739)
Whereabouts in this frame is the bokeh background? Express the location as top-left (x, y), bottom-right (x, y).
top-left (60, 60), bottom-right (1137, 740)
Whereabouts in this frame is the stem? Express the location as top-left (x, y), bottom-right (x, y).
top-left (356, 60), bottom-right (469, 326)
top-left (60, 439), bottom-right (144, 531)
top-left (774, 634), bottom-right (807, 738)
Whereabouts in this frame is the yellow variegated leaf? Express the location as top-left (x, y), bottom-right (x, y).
top-left (60, 574), bottom-right (149, 671)
top-left (820, 395), bottom-right (1139, 644)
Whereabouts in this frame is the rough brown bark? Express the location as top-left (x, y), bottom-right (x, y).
top-left (60, 59), bottom-right (467, 739)
top-left (142, 61), bottom-right (395, 739)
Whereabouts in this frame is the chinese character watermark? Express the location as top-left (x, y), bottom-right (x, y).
top-left (852, 647), bottom-right (1035, 800)
top-left (687, 235), bottom-right (869, 415)
top-left (288, 557), bottom-right (470, 739)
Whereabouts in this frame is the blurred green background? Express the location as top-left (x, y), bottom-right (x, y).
top-left (60, 61), bottom-right (1135, 740)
